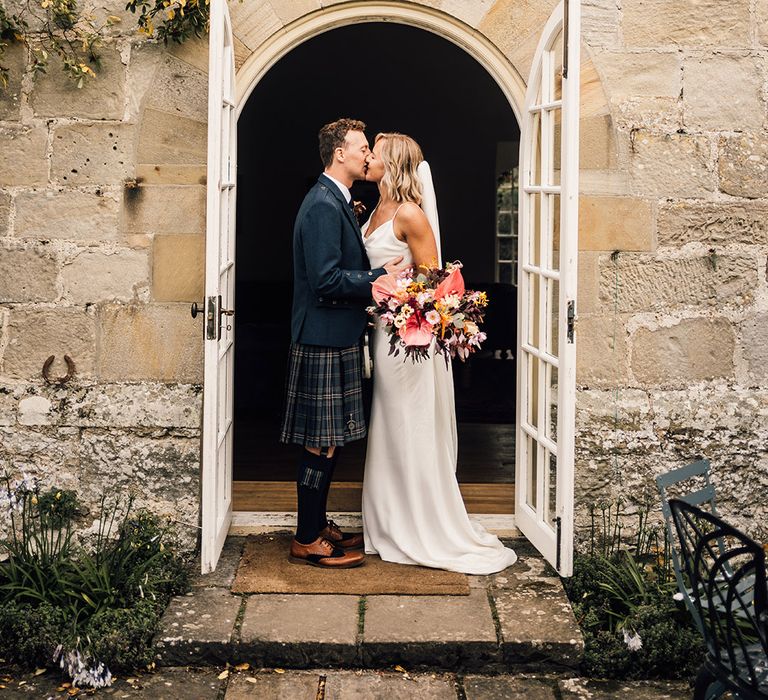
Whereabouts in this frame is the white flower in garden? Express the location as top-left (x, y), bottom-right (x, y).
top-left (425, 310), bottom-right (441, 325)
top-left (623, 628), bottom-right (643, 652)
top-left (673, 592), bottom-right (684, 601)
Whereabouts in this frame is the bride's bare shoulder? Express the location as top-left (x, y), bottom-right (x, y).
top-left (396, 201), bottom-right (428, 224)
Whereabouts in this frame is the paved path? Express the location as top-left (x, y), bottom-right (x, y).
top-left (154, 536), bottom-right (584, 672)
top-left (0, 666), bottom-right (691, 698)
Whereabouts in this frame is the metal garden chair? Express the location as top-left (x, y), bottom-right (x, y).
top-left (657, 458), bottom-right (719, 634)
top-left (669, 499), bottom-right (768, 700)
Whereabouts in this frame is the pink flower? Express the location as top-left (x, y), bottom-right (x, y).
top-left (434, 267), bottom-right (465, 301)
top-left (398, 313), bottom-right (433, 347)
top-left (372, 273), bottom-right (400, 304)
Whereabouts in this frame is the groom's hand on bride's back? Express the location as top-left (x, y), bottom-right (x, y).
top-left (384, 256), bottom-right (408, 275)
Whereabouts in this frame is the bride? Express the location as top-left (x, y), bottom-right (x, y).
top-left (360, 132), bottom-right (517, 575)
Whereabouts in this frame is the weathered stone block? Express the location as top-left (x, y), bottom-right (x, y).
top-left (0, 126), bottom-right (48, 186)
top-left (31, 45), bottom-right (126, 119)
top-left (601, 253), bottom-right (757, 312)
top-left (576, 314), bottom-right (629, 387)
top-left (719, 133), bottom-right (768, 199)
top-left (657, 200), bottom-right (768, 247)
top-left (51, 123), bottom-right (135, 185)
top-left (559, 678), bottom-right (691, 699)
top-left (596, 52), bottom-right (681, 101)
top-left (137, 108), bottom-right (207, 165)
top-left (623, 0), bottom-right (750, 47)
top-left (60, 382), bottom-right (201, 428)
top-left (739, 312), bottom-right (768, 385)
top-left (614, 97), bottom-right (683, 133)
top-left (325, 671), bottom-right (458, 700)
top-left (579, 196), bottom-right (653, 251)
top-left (579, 113), bottom-right (617, 170)
top-left (61, 248), bottom-right (148, 303)
top-left (123, 185), bottom-right (206, 234)
top-left (631, 318), bottom-right (735, 386)
top-left (145, 55), bottom-right (208, 123)
top-left (0, 427), bottom-right (80, 479)
top-left (577, 252), bottom-right (600, 313)
top-left (76, 428), bottom-right (199, 547)
top-left (227, 672), bottom-right (319, 700)
top-left (14, 188), bottom-right (121, 242)
top-left (123, 41), bottom-right (163, 123)
top-left (18, 396), bottom-right (53, 426)
top-left (0, 42), bottom-right (26, 121)
top-left (683, 53), bottom-right (763, 131)
top-left (229, 1), bottom-right (282, 51)
top-left (0, 242), bottom-right (58, 302)
top-left (136, 164), bottom-right (207, 185)
top-left (3, 307), bottom-right (96, 380)
top-left (479, 0), bottom-right (557, 59)
top-left (97, 303), bottom-right (203, 382)
top-left (240, 594), bottom-right (359, 645)
top-left (167, 34), bottom-right (209, 74)
top-left (580, 0), bottom-right (620, 48)
top-left (630, 131), bottom-right (714, 198)
top-left (0, 191), bottom-right (10, 236)
top-left (759, 0), bottom-right (768, 47)
top-left (152, 234), bottom-right (205, 302)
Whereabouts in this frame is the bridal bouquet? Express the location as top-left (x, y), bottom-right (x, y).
top-left (368, 261), bottom-right (488, 363)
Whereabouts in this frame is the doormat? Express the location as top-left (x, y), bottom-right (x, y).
top-left (231, 533), bottom-right (469, 595)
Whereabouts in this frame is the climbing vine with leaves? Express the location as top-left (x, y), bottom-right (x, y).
top-left (0, 0), bottom-right (209, 90)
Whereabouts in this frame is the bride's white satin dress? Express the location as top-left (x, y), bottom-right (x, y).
top-left (361, 213), bottom-right (517, 575)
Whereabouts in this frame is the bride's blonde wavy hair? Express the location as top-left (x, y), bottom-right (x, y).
top-left (374, 132), bottom-right (423, 205)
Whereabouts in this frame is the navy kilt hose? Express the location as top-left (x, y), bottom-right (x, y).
top-left (279, 342), bottom-right (367, 448)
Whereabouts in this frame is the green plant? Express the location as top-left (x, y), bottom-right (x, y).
top-left (126, 0), bottom-right (209, 44)
top-left (0, 473), bottom-right (190, 685)
top-left (564, 498), bottom-right (704, 680)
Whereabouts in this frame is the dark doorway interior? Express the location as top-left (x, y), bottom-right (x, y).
top-left (234, 22), bottom-right (520, 497)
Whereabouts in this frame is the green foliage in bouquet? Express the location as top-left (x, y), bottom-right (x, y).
top-left (0, 473), bottom-right (190, 681)
top-left (563, 500), bottom-right (704, 680)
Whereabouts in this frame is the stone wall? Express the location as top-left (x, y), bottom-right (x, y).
top-left (0, 5), bottom-right (206, 545)
top-left (1, 0), bottom-right (766, 554)
top-left (575, 0), bottom-right (768, 539)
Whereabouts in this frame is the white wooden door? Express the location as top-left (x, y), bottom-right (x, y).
top-left (515, 0), bottom-right (580, 577)
top-left (201, 0), bottom-right (237, 574)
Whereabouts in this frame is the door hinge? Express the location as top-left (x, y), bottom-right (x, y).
top-left (555, 516), bottom-right (562, 571)
top-left (566, 300), bottom-right (576, 343)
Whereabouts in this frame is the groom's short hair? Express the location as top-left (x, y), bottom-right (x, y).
top-left (319, 118), bottom-right (367, 168)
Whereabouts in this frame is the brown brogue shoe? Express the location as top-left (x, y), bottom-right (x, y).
top-left (288, 536), bottom-right (364, 568)
top-left (321, 520), bottom-right (365, 550)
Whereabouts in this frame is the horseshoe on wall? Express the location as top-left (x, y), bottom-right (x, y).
top-left (42, 355), bottom-right (76, 385)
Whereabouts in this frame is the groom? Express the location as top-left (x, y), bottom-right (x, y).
top-left (280, 118), bottom-right (405, 569)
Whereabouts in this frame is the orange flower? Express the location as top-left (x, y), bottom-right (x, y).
top-left (434, 267), bottom-right (465, 301)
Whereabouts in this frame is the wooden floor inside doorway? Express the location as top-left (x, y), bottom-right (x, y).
top-left (233, 481), bottom-right (515, 514)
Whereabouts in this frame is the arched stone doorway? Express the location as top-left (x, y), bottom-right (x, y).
top-left (232, 20), bottom-right (521, 514)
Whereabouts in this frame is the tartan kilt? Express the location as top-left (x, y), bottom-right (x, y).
top-left (280, 342), bottom-right (367, 447)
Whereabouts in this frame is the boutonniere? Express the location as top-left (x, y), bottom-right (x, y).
top-left (353, 200), bottom-right (367, 222)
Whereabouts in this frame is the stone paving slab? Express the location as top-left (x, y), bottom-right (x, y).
top-left (0, 667), bottom-right (224, 698)
top-left (225, 669), bottom-right (319, 699)
top-left (558, 677), bottom-right (691, 699)
top-left (464, 674), bottom-right (559, 699)
top-left (154, 587), bottom-right (243, 665)
top-left (324, 669), bottom-right (457, 699)
top-left (191, 537), bottom-right (245, 589)
top-left (239, 593), bottom-right (360, 667)
top-left (493, 557), bottom-right (584, 670)
top-left (362, 589), bottom-right (500, 670)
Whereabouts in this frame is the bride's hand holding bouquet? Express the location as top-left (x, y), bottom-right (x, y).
top-left (368, 261), bottom-right (488, 364)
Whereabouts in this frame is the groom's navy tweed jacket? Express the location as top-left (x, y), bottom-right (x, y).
top-left (290, 174), bottom-right (386, 347)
